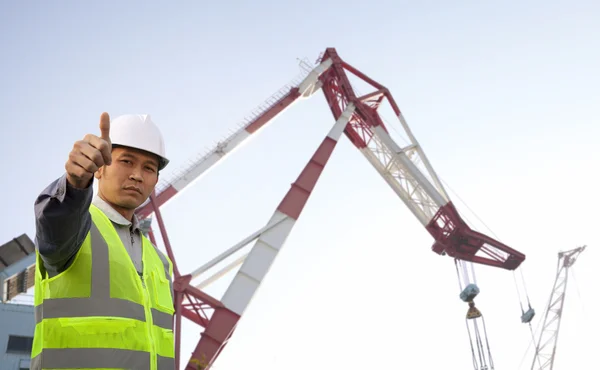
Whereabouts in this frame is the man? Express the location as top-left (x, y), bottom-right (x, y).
top-left (31, 112), bottom-right (176, 370)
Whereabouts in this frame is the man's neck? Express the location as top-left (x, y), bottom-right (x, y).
top-left (93, 195), bottom-right (142, 234)
top-left (97, 193), bottom-right (135, 222)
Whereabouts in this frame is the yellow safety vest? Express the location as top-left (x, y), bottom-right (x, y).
top-left (31, 204), bottom-right (175, 370)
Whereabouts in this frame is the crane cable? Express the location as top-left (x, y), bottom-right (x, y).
top-left (365, 87), bottom-right (525, 369)
top-left (456, 261), bottom-right (480, 369)
top-left (570, 267), bottom-right (587, 318)
top-left (456, 259), bottom-right (494, 370)
top-left (517, 268), bottom-right (533, 314)
top-left (516, 298), bottom-right (548, 370)
top-left (470, 316), bottom-right (494, 370)
top-left (512, 262), bottom-right (545, 369)
top-left (465, 319), bottom-right (482, 369)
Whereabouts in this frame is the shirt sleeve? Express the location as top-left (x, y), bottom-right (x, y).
top-left (34, 173), bottom-right (93, 275)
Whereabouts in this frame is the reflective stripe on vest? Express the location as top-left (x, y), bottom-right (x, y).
top-left (30, 349), bottom-right (175, 370)
top-left (31, 205), bottom-right (175, 370)
top-left (33, 223), bottom-right (173, 330)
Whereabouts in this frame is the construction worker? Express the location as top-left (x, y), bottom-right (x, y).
top-left (31, 112), bottom-right (175, 369)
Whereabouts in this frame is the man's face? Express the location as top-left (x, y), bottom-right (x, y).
top-left (95, 146), bottom-right (160, 210)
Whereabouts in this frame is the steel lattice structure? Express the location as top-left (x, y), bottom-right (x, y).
top-left (135, 47), bottom-right (527, 370)
top-left (530, 245), bottom-right (586, 370)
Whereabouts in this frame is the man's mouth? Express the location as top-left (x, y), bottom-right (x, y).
top-left (124, 186), bottom-right (142, 194)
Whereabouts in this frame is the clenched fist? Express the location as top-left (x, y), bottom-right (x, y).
top-left (65, 112), bottom-right (112, 189)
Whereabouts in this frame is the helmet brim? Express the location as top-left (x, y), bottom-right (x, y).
top-left (112, 144), bottom-right (169, 171)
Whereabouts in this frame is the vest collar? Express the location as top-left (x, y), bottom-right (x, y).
top-left (92, 195), bottom-right (141, 233)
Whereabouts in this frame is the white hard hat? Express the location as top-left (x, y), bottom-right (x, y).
top-left (110, 114), bottom-right (169, 170)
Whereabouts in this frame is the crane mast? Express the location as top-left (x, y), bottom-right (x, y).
top-left (136, 48), bottom-right (528, 369)
top-left (530, 245), bottom-right (586, 370)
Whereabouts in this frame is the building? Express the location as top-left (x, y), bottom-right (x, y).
top-left (0, 234), bottom-right (36, 370)
top-left (0, 302), bottom-right (34, 370)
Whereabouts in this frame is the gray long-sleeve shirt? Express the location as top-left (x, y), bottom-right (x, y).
top-left (34, 173), bottom-right (144, 277)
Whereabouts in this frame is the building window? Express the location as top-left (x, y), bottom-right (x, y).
top-left (6, 335), bottom-right (33, 354)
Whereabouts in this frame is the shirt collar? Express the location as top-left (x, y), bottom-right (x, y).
top-left (92, 195), bottom-right (141, 232)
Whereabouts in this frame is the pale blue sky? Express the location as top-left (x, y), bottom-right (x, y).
top-left (1, 1), bottom-right (599, 369)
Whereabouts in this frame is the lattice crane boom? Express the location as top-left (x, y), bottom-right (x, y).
top-left (316, 48), bottom-right (525, 270)
top-left (135, 58), bottom-right (330, 220)
top-left (138, 48), bottom-right (527, 370)
top-left (530, 245), bottom-right (586, 370)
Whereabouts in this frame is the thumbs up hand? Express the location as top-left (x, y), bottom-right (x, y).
top-left (99, 111), bottom-right (112, 151)
top-left (66, 112), bottom-right (114, 189)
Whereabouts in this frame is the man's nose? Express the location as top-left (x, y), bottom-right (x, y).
top-left (129, 168), bottom-right (143, 182)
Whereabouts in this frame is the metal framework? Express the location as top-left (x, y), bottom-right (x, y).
top-left (135, 47), bottom-right (527, 369)
top-left (530, 245), bottom-right (586, 370)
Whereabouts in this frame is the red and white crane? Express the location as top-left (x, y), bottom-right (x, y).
top-left (135, 47), bottom-right (528, 370)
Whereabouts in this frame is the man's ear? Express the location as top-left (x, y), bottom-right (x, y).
top-left (94, 167), bottom-right (103, 180)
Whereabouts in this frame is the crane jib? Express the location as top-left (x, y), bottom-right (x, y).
top-left (138, 48), bottom-right (531, 370)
